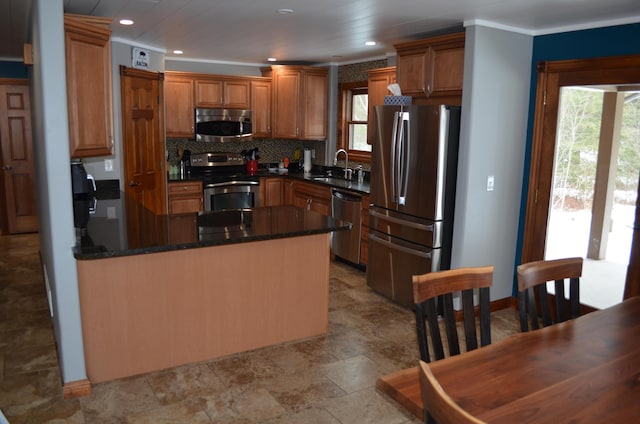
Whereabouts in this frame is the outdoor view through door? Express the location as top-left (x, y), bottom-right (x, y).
top-left (546, 86), bottom-right (640, 309)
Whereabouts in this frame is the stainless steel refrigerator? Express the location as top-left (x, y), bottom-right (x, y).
top-left (367, 104), bottom-right (461, 308)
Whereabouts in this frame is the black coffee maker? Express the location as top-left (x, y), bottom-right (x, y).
top-left (71, 159), bottom-right (95, 197)
top-left (71, 159), bottom-right (96, 228)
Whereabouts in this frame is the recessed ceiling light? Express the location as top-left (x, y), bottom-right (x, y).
top-left (119, 19), bottom-right (134, 26)
top-left (365, 41), bottom-right (376, 46)
top-left (267, 57), bottom-right (277, 62)
top-left (173, 50), bottom-right (183, 55)
top-left (277, 8), bottom-right (294, 15)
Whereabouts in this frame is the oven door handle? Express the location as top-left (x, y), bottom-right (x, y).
top-left (204, 180), bottom-right (259, 188)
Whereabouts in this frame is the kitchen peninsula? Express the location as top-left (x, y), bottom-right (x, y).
top-left (73, 191), bottom-right (349, 383)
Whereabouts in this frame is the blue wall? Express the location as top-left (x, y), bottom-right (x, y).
top-left (0, 61), bottom-right (28, 78)
top-left (514, 23), bottom-right (640, 294)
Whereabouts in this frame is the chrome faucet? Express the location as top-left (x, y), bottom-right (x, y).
top-left (334, 149), bottom-right (352, 180)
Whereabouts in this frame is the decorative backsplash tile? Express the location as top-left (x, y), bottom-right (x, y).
top-left (338, 59), bottom-right (389, 83)
top-left (166, 138), bottom-right (326, 167)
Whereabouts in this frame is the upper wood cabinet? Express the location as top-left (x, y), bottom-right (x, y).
top-left (251, 79), bottom-right (272, 138)
top-left (165, 74), bottom-right (194, 138)
top-left (194, 77), bottom-right (250, 109)
top-left (262, 66), bottom-right (328, 141)
top-left (394, 32), bottom-right (465, 102)
top-left (366, 67), bottom-right (396, 144)
top-left (64, 14), bottom-right (114, 158)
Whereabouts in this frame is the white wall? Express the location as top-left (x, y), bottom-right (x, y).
top-left (452, 25), bottom-right (533, 300)
top-left (30, 0), bottom-right (87, 383)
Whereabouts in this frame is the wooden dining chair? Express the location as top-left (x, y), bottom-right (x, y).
top-left (412, 266), bottom-right (494, 363)
top-left (419, 360), bottom-right (486, 424)
top-left (517, 257), bottom-right (583, 332)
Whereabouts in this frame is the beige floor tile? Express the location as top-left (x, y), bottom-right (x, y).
top-left (0, 234), bottom-right (521, 423)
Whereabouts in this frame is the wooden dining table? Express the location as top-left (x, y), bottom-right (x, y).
top-left (377, 296), bottom-right (640, 423)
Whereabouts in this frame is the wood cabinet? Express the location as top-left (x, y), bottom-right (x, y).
top-left (194, 77), bottom-right (250, 109)
top-left (167, 180), bottom-right (203, 214)
top-left (394, 32), bottom-right (465, 103)
top-left (366, 67), bottom-right (396, 144)
top-left (64, 14), bottom-right (114, 158)
top-left (251, 79), bottom-right (272, 138)
top-left (360, 194), bottom-right (370, 265)
top-left (165, 75), bottom-right (194, 138)
top-left (262, 66), bottom-right (328, 140)
top-left (260, 177), bottom-right (284, 207)
top-left (292, 180), bottom-right (331, 215)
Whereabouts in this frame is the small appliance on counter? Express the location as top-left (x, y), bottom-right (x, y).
top-left (71, 159), bottom-right (96, 197)
top-left (71, 159), bottom-right (97, 228)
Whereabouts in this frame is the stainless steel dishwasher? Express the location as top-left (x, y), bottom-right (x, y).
top-left (331, 188), bottom-right (362, 264)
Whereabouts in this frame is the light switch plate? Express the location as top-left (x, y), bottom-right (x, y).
top-left (105, 159), bottom-right (113, 172)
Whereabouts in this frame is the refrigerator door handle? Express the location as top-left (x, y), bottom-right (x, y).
top-left (370, 209), bottom-right (434, 232)
top-left (398, 111), bottom-right (410, 206)
top-left (390, 111), bottom-right (401, 203)
top-left (370, 233), bottom-right (432, 259)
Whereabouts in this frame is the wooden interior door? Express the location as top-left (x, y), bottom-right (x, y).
top-left (0, 80), bottom-right (38, 234)
top-left (522, 55), bottom-right (640, 301)
top-left (120, 66), bottom-right (166, 215)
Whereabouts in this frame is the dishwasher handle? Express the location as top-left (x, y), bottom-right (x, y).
top-left (332, 189), bottom-right (361, 202)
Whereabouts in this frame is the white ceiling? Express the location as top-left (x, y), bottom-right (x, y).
top-left (2, 0), bottom-right (640, 64)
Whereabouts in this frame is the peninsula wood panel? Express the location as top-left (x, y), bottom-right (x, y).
top-left (77, 234), bottom-right (330, 383)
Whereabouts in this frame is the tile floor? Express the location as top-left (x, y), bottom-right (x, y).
top-left (0, 233), bottom-right (520, 423)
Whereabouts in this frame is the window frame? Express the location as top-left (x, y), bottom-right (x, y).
top-left (337, 81), bottom-right (371, 163)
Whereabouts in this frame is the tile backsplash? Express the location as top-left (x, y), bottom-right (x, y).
top-left (166, 138), bottom-right (326, 167)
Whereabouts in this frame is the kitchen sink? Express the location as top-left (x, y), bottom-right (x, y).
top-left (312, 177), bottom-right (347, 184)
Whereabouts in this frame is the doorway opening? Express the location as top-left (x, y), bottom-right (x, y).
top-left (545, 86), bottom-right (640, 309)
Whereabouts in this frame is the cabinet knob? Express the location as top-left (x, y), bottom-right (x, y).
top-left (128, 180), bottom-right (141, 187)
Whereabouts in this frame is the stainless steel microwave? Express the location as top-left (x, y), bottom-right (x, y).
top-left (195, 108), bottom-right (252, 142)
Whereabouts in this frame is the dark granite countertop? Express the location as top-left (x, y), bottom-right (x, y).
top-left (168, 164), bottom-right (371, 195)
top-left (73, 190), bottom-right (350, 260)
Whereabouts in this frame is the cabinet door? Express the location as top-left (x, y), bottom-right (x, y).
top-left (64, 15), bottom-right (113, 158)
top-left (223, 80), bottom-right (250, 109)
top-left (430, 46), bottom-right (465, 97)
top-left (292, 181), bottom-right (331, 215)
top-left (165, 77), bottom-right (194, 138)
top-left (367, 67), bottom-right (396, 144)
top-left (396, 51), bottom-right (428, 96)
top-left (263, 177), bottom-right (284, 206)
top-left (360, 194), bottom-right (370, 265)
top-left (195, 79), bottom-right (223, 107)
top-left (395, 32), bottom-right (465, 101)
top-left (302, 71), bottom-right (328, 140)
top-left (195, 79), bottom-right (250, 109)
top-left (168, 181), bottom-right (203, 214)
top-left (251, 80), bottom-right (271, 138)
top-left (272, 70), bottom-right (300, 138)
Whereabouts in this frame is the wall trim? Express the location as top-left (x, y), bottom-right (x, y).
top-left (62, 379), bottom-right (92, 399)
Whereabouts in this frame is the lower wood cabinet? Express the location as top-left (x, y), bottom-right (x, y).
top-left (260, 177), bottom-right (285, 206)
top-left (361, 194), bottom-right (370, 266)
top-left (292, 180), bottom-right (331, 215)
top-left (167, 180), bottom-right (203, 214)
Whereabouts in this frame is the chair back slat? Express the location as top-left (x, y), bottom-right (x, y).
top-left (412, 266), bottom-right (493, 364)
top-left (461, 289), bottom-right (478, 351)
top-left (517, 257), bottom-right (583, 332)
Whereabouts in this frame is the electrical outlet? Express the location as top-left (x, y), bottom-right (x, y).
top-left (104, 159), bottom-right (113, 172)
top-left (487, 175), bottom-right (495, 192)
